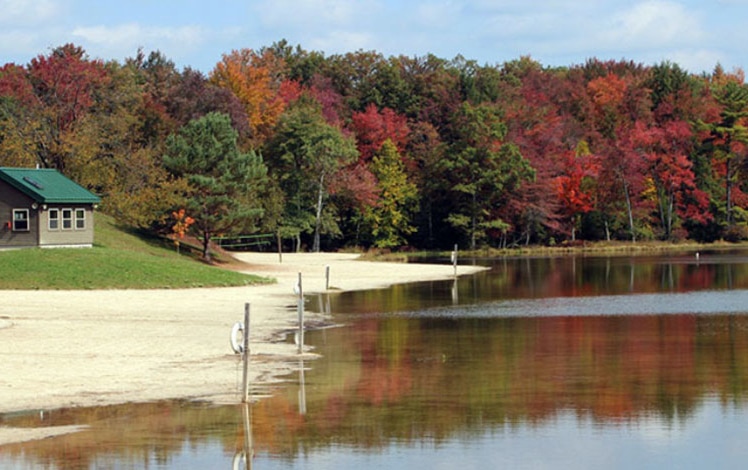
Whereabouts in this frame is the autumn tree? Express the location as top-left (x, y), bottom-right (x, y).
top-left (362, 140), bottom-right (418, 248)
top-left (210, 48), bottom-right (286, 145)
top-left (442, 102), bottom-right (534, 249)
top-left (406, 120), bottom-right (447, 247)
top-left (585, 67), bottom-right (653, 241)
top-left (163, 112), bottom-right (267, 261)
top-left (350, 103), bottom-right (410, 161)
top-left (700, 76), bottom-right (748, 234)
top-left (265, 99), bottom-right (358, 252)
top-left (166, 67), bottom-right (249, 139)
top-left (502, 57), bottom-right (570, 244)
top-left (555, 143), bottom-right (600, 240)
top-left (0, 64), bottom-right (38, 167)
top-left (0, 44), bottom-right (109, 171)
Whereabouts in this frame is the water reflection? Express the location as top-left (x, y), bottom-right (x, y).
top-left (4, 252), bottom-right (748, 468)
top-left (326, 252), bottom-right (748, 316)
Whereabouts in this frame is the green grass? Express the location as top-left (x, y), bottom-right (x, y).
top-left (0, 214), bottom-right (272, 289)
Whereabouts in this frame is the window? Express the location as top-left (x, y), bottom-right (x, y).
top-left (48, 209), bottom-right (59, 230)
top-left (75, 209), bottom-right (86, 230)
top-left (61, 209), bottom-right (73, 230)
top-left (12, 209), bottom-right (29, 231)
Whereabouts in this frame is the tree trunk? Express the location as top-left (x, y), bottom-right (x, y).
top-left (470, 190), bottom-right (477, 250)
top-left (667, 192), bottom-right (674, 239)
top-left (726, 155), bottom-right (733, 227)
top-left (427, 199), bottom-right (433, 247)
top-left (623, 180), bottom-right (636, 243)
top-left (202, 231), bottom-right (211, 262)
top-left (313, 172), bottom-right (325, 253)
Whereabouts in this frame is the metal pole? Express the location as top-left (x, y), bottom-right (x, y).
top-left (297, 272), bottom-right (304, 354)
top-left (452, 243), bottom-right (458, 277)
top-left (241, 303), bottom-right (250, 403)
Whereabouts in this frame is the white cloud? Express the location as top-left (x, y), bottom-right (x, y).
top-left (0, 0), bottom-right (61, 25)
top-left (254, 0), bottom-right (379, 29)
top-left (414, 0), bottom-right (463, 28)
top-left (73, 23), bottom-right (206, 48)
top-left (669, 49), bottom-right (726, 75)
top-left (603, 0), bottom-right (703, 48)
top-left (69, 23), bottom-right (210, 64)
top-left (307, 30), bottom-right (375, 54)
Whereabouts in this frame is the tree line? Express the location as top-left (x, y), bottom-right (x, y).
top-left (1, 41), bottom-right (747, 257)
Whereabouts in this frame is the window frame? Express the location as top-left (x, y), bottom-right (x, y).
top-left (61, 208), bottom-right (73, 230)
top-left (48, 208), bottom-right (60, 231)
top-left (12, 209), bottom-right (29, 232)
top-left (75, 208), bottom-right (86, 230)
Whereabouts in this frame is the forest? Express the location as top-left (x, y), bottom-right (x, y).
top-left (1, 41), bottom-right (747, 256)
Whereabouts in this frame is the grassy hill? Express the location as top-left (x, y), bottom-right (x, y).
top-left (0, 214), bottom-right (271, 289)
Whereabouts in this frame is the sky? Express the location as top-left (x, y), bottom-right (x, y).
top-left (1, 0), bottom-right (747, 76)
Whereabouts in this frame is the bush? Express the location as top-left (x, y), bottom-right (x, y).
top-left (723, 225), bottom-right (748, 242)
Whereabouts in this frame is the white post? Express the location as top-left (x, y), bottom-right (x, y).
top-left (297, 272), bottom-right (304, 354)
top-left (452, 244), bottom-right (458, 277)
top-left (241, 303), bottom-right (251, 403)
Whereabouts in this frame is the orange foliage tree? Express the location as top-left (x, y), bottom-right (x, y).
top-left (209, 49), bottom-right (286, 145)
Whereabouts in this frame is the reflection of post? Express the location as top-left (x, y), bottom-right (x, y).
top-left (242, 303), bottom-right (251, 403)
top-left (629, 261), bottom-right (634, 292)
top-left (297, 272), bottom-right (304, 354)
top-left (233, 402), bottom-right (253, 470)
top-left (298, 358), bottom-right (307, 415)
top-left (451, 277), bottom-right (459, 305)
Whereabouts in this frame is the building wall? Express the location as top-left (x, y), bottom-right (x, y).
top-left (0, 180), bottom-right (96, 248)
top-left (37, 205), bottom-right (96, 247)
top-left (0, 180), bottom-right (39, 248)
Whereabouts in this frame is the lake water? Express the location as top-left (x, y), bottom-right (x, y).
top-left (3, 251), bottom-right (748, 469)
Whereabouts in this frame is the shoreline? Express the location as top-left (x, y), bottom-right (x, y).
top-left (0, 252), bottom-right (486, 445)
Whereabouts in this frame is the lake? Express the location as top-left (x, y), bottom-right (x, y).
top-left (3, 250), bottom-right (748, 469)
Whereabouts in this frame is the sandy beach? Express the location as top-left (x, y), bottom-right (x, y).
top-left (0, 252), bottom-right (485, 445)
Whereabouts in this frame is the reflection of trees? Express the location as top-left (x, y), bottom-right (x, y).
top-left (0, 400), bottom-right (246, 468)
top-left (253, 313), bottom-right (748, 455)
top-left (327, 254), bottom-right (748, 314)
top-left (5, 313), bottom-right (748, 464)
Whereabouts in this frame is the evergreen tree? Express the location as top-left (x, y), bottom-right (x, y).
top-left (163, 112), bottom-right (267, 261)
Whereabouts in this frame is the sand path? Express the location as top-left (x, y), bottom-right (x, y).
top-left (0, 252), bottom-right (485, 445)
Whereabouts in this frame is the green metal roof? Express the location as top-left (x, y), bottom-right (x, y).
top-left (0, 167), bottom-right (101, 204)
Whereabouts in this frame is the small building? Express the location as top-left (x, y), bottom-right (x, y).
top-left (0, 167), bottom-right (101, 249)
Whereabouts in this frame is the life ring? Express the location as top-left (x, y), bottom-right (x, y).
top-left (232, 451), bottom-right (246, 470)
top-left (230, 322), bottom-right (245, 354)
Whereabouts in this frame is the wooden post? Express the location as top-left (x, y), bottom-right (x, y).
top-left (325, 264), bottom-right (330, 290)
top-left (297, 272), bottom-right (304, 354)
top-left (277, 230), bottom-right (282, 264)
top-left (241, 303), bottom-right (251, 403)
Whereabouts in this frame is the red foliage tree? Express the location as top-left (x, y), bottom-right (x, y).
top-left (555, 148), bottom-right (601, 240)
top-left (350, 103), bottom-right (410, 162)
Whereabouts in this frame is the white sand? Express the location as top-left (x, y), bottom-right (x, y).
top-left (0, 252), bottom-right (485, 445)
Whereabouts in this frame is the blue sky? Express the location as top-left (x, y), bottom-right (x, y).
top-left (1, 0), bottom-right (747, 76)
